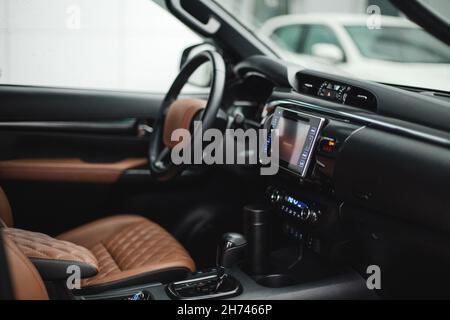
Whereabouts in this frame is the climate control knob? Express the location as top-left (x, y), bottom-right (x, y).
top-left (300, 208), bottom-right (310, 221)
top-left (308, 209), bottom-right (321, 224)
top-left (270, 189), bottom-right (283, 204)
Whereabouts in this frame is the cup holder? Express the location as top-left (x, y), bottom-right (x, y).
top-left (256, 274), bottom-right (295, 288)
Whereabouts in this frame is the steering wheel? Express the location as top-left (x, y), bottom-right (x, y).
top-left (148, 50), bottom-right (226, 181)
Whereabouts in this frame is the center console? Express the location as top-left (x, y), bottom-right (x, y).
top-left (166, 233), bottom-right (246, 300)
top-left (236, 101), bottom-right (374, 297)
top-left (259, 102), bottom-right (361, 240)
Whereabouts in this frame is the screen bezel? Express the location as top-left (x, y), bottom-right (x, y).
top-left (268, 107), bottom-right (325, 178)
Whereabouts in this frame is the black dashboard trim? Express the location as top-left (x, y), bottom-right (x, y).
top-left (268, 99), bottom-right (450, 148)
top-left (236, 56), bottom-right (450, 134)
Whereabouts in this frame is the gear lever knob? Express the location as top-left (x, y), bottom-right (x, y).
top-left (215, 233), bottom-right (246, 293)
top-left (216, 233), bottom-right (247, 269)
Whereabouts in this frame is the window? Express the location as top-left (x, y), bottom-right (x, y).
top-left (0, 0), bottom-right (201, 93)
top-left (345, 26), bottom-right (450, 63)
top-left (271, 24), bottom-right (306, 53)
top-left (302, 25), bottom-right (341, 55)
top-left (270, 24), bottom-right (341, 57)
top-left (215, 0), bottom-right (450, 91)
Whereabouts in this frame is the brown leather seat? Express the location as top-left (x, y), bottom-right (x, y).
top-left (0, 187), bottom-right (195, 295)
top-left (57, 215), bottom-right (195, 293)
top-left (3, 236), bottom-right (49, 300)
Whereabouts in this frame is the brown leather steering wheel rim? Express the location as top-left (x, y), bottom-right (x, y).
top-left (148, 50), bottom-right (226, 181)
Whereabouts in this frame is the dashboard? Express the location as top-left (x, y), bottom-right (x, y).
top-left (223, 56), bottom-right (450, 298)
top-left (229, 55), bottom-right (450, 238)
top-left (298, 74), bottom-right (377, 111)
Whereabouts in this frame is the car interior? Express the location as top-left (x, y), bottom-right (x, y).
top-left (0, 0), bottom-right (450, 300)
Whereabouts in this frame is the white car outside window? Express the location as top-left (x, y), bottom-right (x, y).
top-left (260, 14), bottom-right (450, 91)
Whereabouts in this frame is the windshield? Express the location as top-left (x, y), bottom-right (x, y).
top-left (215, 0), bottom-right (450, 92)
top-left (345, 26), bottom-right (450, 63)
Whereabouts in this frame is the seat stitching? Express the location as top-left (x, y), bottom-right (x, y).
top-left (97, 241), bottom-right (122, 273)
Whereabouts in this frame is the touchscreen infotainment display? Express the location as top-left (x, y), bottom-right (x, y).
top-left (268, 107), bottom-right (325, 177)
top-left (277, 117), bottom-right (310, 167)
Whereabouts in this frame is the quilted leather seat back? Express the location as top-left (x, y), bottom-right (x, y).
top-left (3, 228), bottom-right (98, 281)
top-left (0, 187), bottom-right (13, 227)
top-left (3, 236), bottom-right (49, 300)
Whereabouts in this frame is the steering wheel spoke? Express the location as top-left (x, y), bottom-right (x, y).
top-left (155, 147), bottom-right (171, 170)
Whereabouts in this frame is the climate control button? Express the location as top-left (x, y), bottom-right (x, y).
top-left (268, 187), bottom-right (322, 226)
top-left (300, 208), bottom-right (310, 221)
top-left (270, 189), bottom-right (283, 204)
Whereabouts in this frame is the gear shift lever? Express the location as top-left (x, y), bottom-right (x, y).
top-left (215, 233), bottom-right (247, 291)
top-left (166, 233), bottom-right (246, 299)
top-left (217, 233), bottom-right (248, 268)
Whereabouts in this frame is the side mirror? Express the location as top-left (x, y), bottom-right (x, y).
top-left (180, 43), bottom-right (215, 88)
top-left (311, 43), bottom-right (344, 64)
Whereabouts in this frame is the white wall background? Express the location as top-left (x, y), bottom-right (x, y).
top-left (0, 0), bottom-right (201, 92)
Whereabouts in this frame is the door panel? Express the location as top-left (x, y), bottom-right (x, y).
top-left (0, 158), bottom-right (148, 184)
top-left (0, 86), bottom-right (157, 234)
top-left (0, 86), bottom-right (164, 121)
top-left (0, 119), bottom-right (138, 134)
top-left (0, 85), bottom-right (225, 236)
top-left (0, 130), bottom-right (148, 161)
